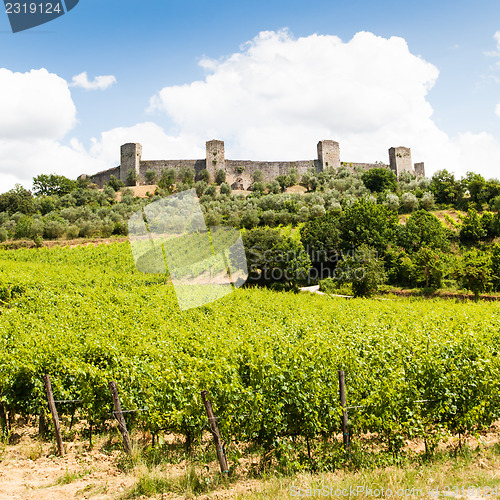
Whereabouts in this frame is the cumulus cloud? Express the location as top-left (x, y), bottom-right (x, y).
top-left (146, 29), bottom-right (500, 179)
top-left (70, 71), bottom-right (117, 91)
top-left (3, 30), bottom-right (500, 192)
top-left (0, 68), bottom-right (76, 139)
top-left (496, 101), bottom-right (500, 117)
top-left (485, 31), bottom-right (500, 58)
top-left (89, 122), bottom-right (204, 166)
top-left (0, 68), bottom-right (107, 192)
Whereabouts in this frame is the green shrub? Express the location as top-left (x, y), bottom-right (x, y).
top-left (125, 169), bottom-right (138, 186)
top-left (144, 170), bottom-right (158, 184)
top-left (215, 169), bottom-right (226, 185)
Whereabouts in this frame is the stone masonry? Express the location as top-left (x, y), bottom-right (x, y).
top-left (85, 140), bottom-right (425, 190)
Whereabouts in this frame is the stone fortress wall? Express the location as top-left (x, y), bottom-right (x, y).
top-left (86, 140), bottom-right (425, 190)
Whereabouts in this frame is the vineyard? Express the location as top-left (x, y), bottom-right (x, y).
top-left (1, 242), bottom-right (500, 466)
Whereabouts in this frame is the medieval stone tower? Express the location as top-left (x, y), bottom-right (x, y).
top-left (83, 139), bottom-right (425, 189)
top-left (120, 143), bottom-right (142, 183)
top-left (389, 146), bottom-right (413, 177)
top-left (317, 140), bottom-right (340, 170)
top-left (206, 140), bottom-right (226, 182)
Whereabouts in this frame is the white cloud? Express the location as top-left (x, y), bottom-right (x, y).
top-left (0, 68), bottom-right (76, 139)
top-left (146, 29), bottom-right (500, 178)
top-left (485, 31), bottom-right (500, 58)
top-left (3, 30), bottom-right (500, 193)
top-left (70, 71), bottom-right (117, 91)
top-left (0, 68), bottom-right (107, 192)
top-left (496, 101), bottom-right (500, 117)
top-left (89, 122), bottom-right (204, 166)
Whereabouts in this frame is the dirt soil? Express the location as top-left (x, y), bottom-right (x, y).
top-left (0, 434), bottom-right (132, 499)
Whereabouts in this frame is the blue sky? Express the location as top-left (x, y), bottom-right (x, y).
top-left (0, 0), bottom-right (499, 189)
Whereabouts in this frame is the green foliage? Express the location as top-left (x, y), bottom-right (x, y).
top-left (397, 210), bottom-right (450, 253)
top-left (214, 169), bottom-right (226, 185)
top-left (267, 180), bottom-right (281, 194)
top-left (430, 170), bottom-right (464, 205)
top-left (361, 168), bottom-right (397, 193)
top-left (300, 211), bottom-right (341, 276)
top-left (275, 175), bottom-right (292, 192)
top-left (411, 247), bottom-right (444, 289)
top-left (401, 192), bottom-right (419, 213)
top-left (462, 172), bottom-right (486, 205)
top-left (420, 191), bottom-right (435, 210)
top-left (194, 181), bottom-right (207, 198)
top-left (219, 182), bottom-right (231, 196)
top-left (481, 211), bottom-right (499, 238)
top-left (178, 166), bottom-right (195, 187)
top-left (33, 174), bottom-right (76, 197)
top-left (158, 168), bottom-right (176, 191)
top-left (144, 170), bottom-right (159, 185)
top-left (335, 245), bottom-right (386, 297)
top-left (460, 207), bottom-right (487, 243)
top-left (125, 169), bottom-right (138, 187)
top-left (196, 169), bottom-right (210, 183)
top-left (2, 243), bottom-right (500, 456)
top-left (107, 175), bottom-right (124, 191)
top-left (339, 198), bottom-right (398, 254)
top-left (252, 170), bottom-right (264, 183)
top-left (491, 243), bottom-right (500, 291)
top-left (0, 185), bottom-right (35, 215)
top-left (251, 181), bottom-right (266, 194)
top-left (456, 249), bottom-right (492, 299)
top-left (242, 227), bottom-right (311, 287)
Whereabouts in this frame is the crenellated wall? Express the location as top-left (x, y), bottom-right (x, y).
top-left (84, 140), bottom-right (425, 189)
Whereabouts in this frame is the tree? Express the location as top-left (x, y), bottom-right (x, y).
top-left (385, 193), bottom-right (400, 212)
top-left (462, 172), bottom-right (486, 205)
top-left (220, 182), bottom-right (231, 196)
top-left (125, 169), bottom-right (138, 186)
top-left (215, 169), bottom-right (226, 185)
top-left (267, 181), bottom-right (281, 194)
top-left (361, 168), bottom-right (397, 193)
top-left (430, 170), bottom-right (464, 205)
top-left (288, 167), bottom-right (299, 186)
top-left (179, 166), bottom-right (195, 186)
top-left (460, 207), bottom-right (486, 243)
top-left (158, 168), bottom-right (176, 191)
top-left (456, 249), bottom-right (492, 300)
top-left (339, 198), bottom-right (398, 254)
top-left (33, 174), bottom-right (76, 196)
top-left (300, 211), bottom-right (341, 276)
top-left (411, 247), bottom-right (444, 289)
top-left (252, 170), bottom-right (264, 183)
top-left (335, 244), bottom-right (386, 297)
top-left (144, 170), bottom-right (159, 184)
top-left (275, 175), bottom-right (292, 192)
top-left (107, 175), bottom-right (124, 191)
top-left (401, 192), bottom-right (419, 212)
top-left (242, 227), bottom-right (312, 288)
top-left (251, 181), bottom-right (266, 194)
top-left (0, 185), bottom-right (35, 214)
top-left (194, 181), bottom-right (208, 197)
top-left (397, 210), bottom-right (450, 253)
top-left (490, 243), bottom-right (500, 292)
top-left (421, 191), bottom-right (435, 210)
top-left (196, 169), bottom-right (210, 183)
top-left (481, 211), bottom-right (498, 238)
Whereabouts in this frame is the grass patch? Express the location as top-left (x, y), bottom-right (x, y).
top-left (54, 468), bottom-right (91, 485)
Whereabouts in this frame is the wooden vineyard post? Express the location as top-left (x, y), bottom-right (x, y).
top-left (43, 374), bottom-right (64, 456)
top-left (201, 390), bottom-right (229, 475)
top-left (109, 381), bottom-right (132, 454)
top-left (338, 370), bottom-right (350, 454)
